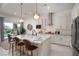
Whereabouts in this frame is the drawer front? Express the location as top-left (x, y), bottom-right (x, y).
top-left (51, 35), bottom-right (71, 47)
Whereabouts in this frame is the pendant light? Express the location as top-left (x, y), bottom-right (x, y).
top-left (33, 3), bottom-right (40, 20)
top-left (19, 3), bottom-right (24, 22)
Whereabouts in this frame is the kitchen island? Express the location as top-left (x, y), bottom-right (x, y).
top-left (15, 34), bottom-right (52, 56)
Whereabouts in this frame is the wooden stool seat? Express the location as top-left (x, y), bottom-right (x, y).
top-left (9, 37), bottom-right (20, 56)
top-left (28, 45), bottom-right (38, 50)
top-left (23, 39), bottom-right (38, 56)
top-left (18, 42), bottom-right (24, 46)
top-left (17, 42), bottom-right (25, 56)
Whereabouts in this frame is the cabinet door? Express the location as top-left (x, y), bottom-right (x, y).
top-left (50, 35), bottom-right (57, 43)
top-left (51, 35), bottom-right (61, 44)
top-left (51, 35), bottom-right (71, 47)
top-left (61, 36), bottom-right (71, 47)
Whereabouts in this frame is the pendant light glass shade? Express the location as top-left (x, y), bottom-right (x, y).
top-left (19, 17), bottom-right (24, 22)
top-left (33, 3), bottom-right (40, 20)
top-left (34, 13), bottom-right (40, 20)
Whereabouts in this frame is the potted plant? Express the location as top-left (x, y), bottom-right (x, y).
top-left (20, 25), bottom-right (26, 34)
top-left (17, 23), bottom-right (26, 35)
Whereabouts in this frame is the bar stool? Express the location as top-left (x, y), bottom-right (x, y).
top-left (23, 39), bottom-right (31, 55)
top-left (17, 42), bottom-right (25, 56)
top-left (23, 39), bottom-right (38, 56)
top-left (28, 45), bottom-right (38, 56)
top-left (13, 37), bottom-right (20, 45)
top-left (9, 41), bottom-right (15, 56)
top-left (11, 37), bottom-right (21, 56)
top-left (12, 37), bottom-right (20, 50)
top-left (9, 37), bottom-right (17, 56)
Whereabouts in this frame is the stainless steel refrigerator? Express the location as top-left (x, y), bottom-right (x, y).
top-left (71, 16), bottom-right (79, 56)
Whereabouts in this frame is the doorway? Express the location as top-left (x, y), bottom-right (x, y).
top-left (1, 22), bottom-right (14, 50)
top-left (4, 22), bottom-right (13, 41)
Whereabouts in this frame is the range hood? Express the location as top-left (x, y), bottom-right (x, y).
top-left (48, 12), bottom-right (53, 25)
top-left (43, 13), bottom-right (55, 34)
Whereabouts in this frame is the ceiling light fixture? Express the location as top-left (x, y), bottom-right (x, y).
top-left (33, 3), bottom-right (40, 20)
top-left (47, 6), bottom-right (50, 10)
top-left (19, 3), bottom-right (24, 22)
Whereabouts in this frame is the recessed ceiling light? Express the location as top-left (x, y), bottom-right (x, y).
top-left (14, 12), bottom-right (16, 15)
top-left (47, 6), bottom-right (50, 10)
top-left (43, 4), bottom-right (50, 11)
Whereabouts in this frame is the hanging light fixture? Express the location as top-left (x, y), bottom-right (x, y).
top-left (33, 3), bottom-right (40, 20)
top-left (19, 3), bottom-right (24, 22)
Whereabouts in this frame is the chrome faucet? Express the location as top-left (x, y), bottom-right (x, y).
top-left (32, 29), bottom-right (37, 36)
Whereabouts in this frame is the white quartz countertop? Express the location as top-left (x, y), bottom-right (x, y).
top-left (15, 34), bottom-right (52, 44)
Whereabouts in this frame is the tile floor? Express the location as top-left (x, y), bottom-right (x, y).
top-left (0, 47), bottom-right (11, 56)
top-left (0, 44), bottom-right (73, 56)
top-left (50, 44), bottom-right (73, 56)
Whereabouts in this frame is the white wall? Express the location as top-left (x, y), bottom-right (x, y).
top-left (23, 15), bottom-right (49, 34)
top-left (4, 17), bottom-right (19, 24)
top-left (72, 3), bottom-right (79, 21)
top-left (23, 9), bottom-right (72, 35)
top-left (24, 18), bottom-right (36, 34)
top-left (53, 9), bottom-right (72, 35)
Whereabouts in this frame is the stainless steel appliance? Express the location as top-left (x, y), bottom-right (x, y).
top-left (71, 16), bottom-right (79, 56)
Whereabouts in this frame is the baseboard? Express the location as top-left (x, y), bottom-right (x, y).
top-left (51, 43), bottom-right (71, 48)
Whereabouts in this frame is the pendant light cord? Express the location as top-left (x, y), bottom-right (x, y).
top-left (36, 3), bottom-right (37, 13)
top-left (35, 0), bottom-right (37, 13)
top-left (20, 3), bottom-right (23, 18)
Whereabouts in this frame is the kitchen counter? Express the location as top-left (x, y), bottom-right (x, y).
top-left (13, 34), bottom-right (52, 56)
top-left (50, 34), bottom-right (72, 47)
top-left (16, 34), bottom-right (51, 45)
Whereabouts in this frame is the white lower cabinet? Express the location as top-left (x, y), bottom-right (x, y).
top-left (50, 35), bottom-right (72, 47)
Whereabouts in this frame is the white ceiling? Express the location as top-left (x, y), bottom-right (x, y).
top-left (0, 3), bottom-right (75, 19)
